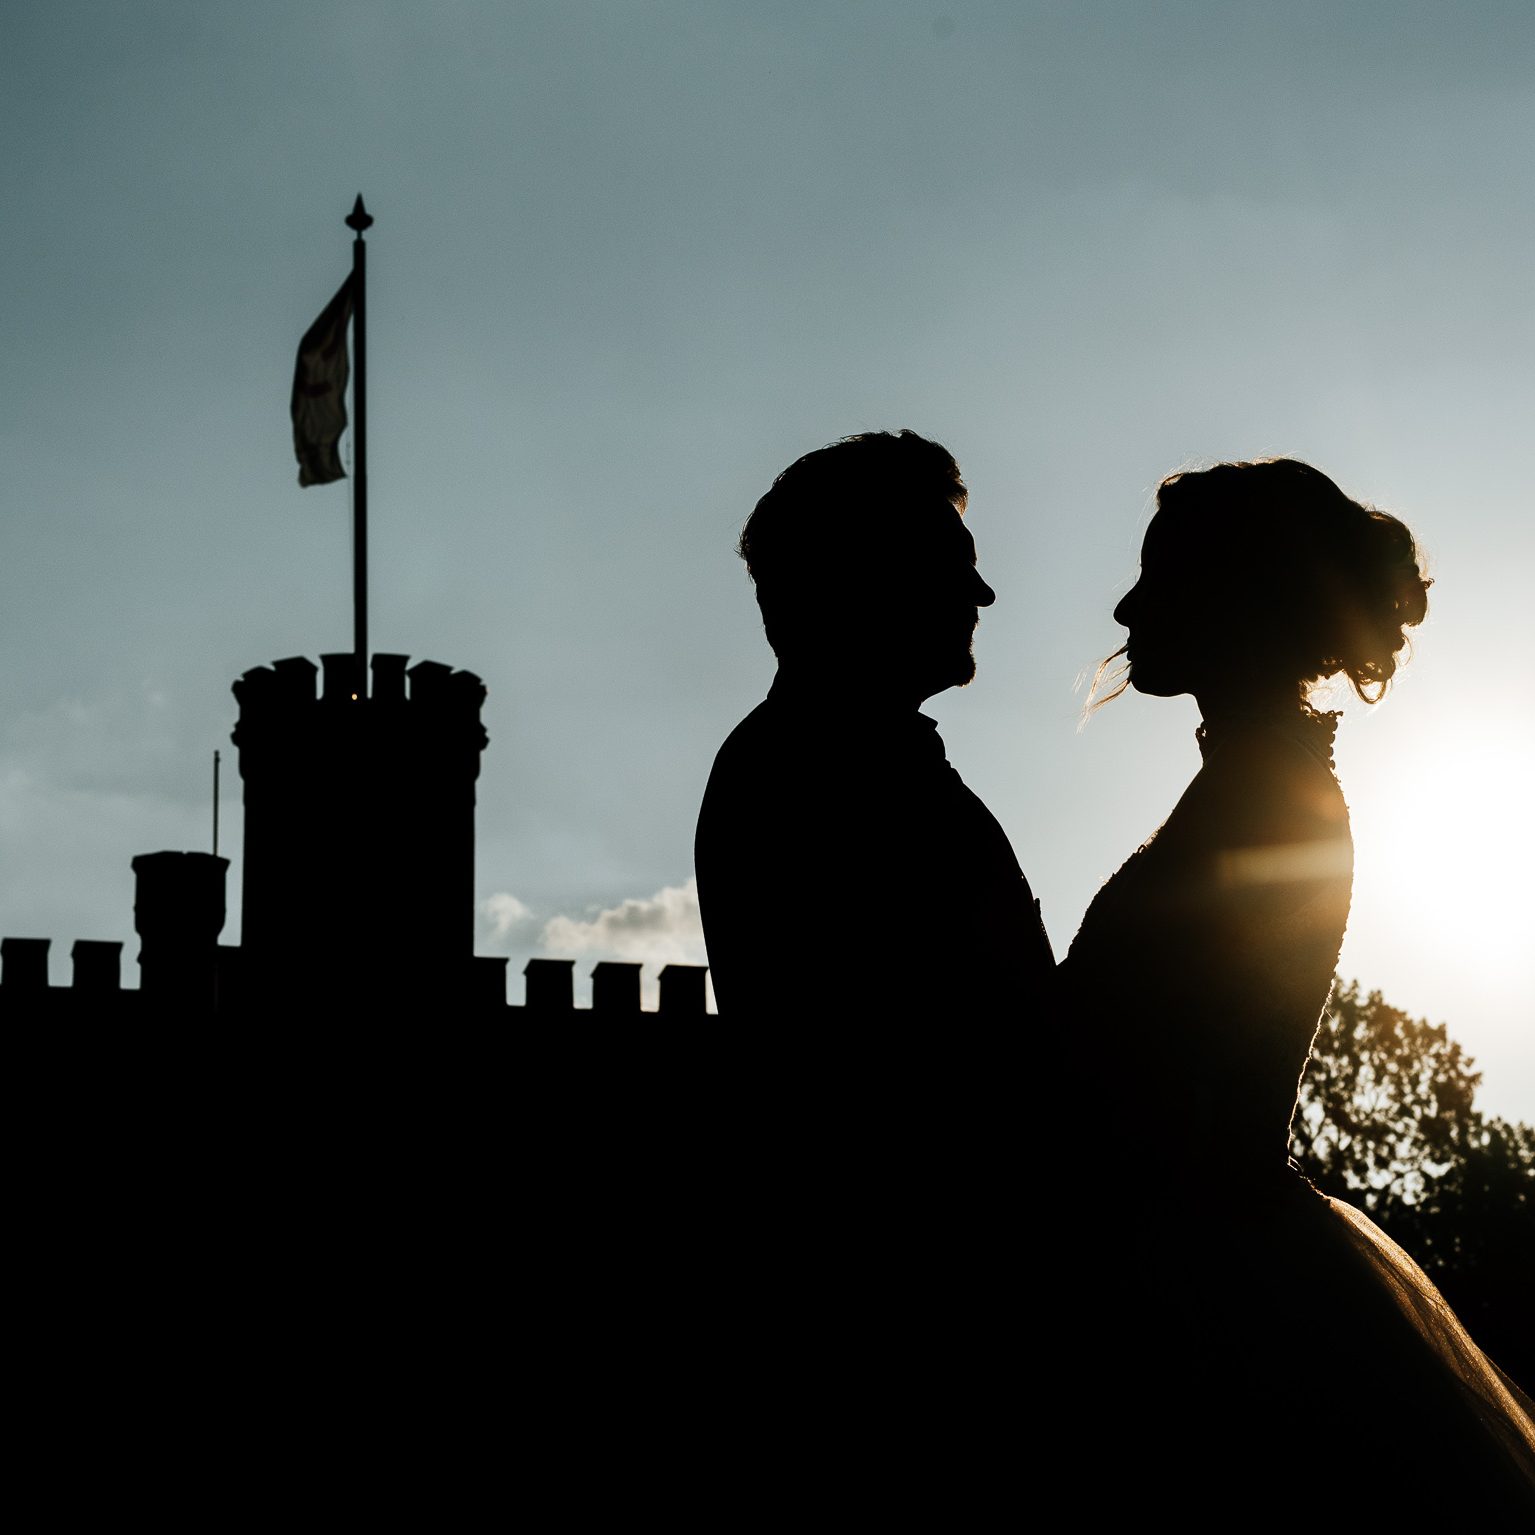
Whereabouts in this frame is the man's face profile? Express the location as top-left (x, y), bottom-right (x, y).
top-left (743, 431), bottom-right (994, 702)
top-left (871, 498), bottom-right (996, 699)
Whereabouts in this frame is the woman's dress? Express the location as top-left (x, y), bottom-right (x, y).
top-left (1058, 709), bottom-right (1535, 1519)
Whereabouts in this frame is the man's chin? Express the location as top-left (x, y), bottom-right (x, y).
top-left (910, 643), bottom-right (978, 700)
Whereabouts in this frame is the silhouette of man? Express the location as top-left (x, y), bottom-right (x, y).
top-left (695, 430), bottom-right (1054, 1022)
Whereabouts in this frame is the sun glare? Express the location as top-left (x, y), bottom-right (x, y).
top-left (1343, 716), bottom-right (1535, 1022)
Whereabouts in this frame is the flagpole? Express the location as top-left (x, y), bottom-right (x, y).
top-left (346, 194), bottom-right (373, 690)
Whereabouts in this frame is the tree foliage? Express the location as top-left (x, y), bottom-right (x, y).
top-left (1291, 978), bottom-right (1535, 1390)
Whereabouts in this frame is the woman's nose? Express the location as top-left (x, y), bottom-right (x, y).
top-left (1113, 581), bottom-right (1139, 627)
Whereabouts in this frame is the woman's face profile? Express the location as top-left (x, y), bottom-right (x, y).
top-left (1113, 504), bottom-right (1255, 701)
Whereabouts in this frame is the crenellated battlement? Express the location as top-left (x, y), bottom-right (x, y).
top-left (231, 653), bottom-right (490, 786)
top-left (232, 653), bottom-right (489, 733)
top-left (0, 940), bottom-right (714, 1019)
top-left (517, 958), bottom-right (710, 1016)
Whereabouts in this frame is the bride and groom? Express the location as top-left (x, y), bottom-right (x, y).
top-left (692, 429), bottom-right (1535, 1517)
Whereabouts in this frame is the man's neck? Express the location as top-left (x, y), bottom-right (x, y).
top-left (772, 663), bottom-right (933, 713)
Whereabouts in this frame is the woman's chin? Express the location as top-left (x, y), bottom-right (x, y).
top-left (1128, 669), bottom-right (1181, 699)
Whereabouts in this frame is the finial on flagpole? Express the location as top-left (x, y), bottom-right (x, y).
top-left (346, 194), bottom-right (373, 234)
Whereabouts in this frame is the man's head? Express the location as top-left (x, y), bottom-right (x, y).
top-left (738, 430), bottom-right (995, 703)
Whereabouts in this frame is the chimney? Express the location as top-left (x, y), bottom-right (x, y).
top-left (591, 961), bottom-right (642, 1015)
top-left (71, 940), bottom-right (123, 993)
top-left (132, 851), bottom-right (229, 1013)
top-left (658, 964), bottom-right (709, 1017)
top-left (524, 958), bottom-right (575, 1013)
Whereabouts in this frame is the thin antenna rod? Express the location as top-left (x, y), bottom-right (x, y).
top-left (213, 749), bottom-right (221, 857)
top-left (345, 194), bottom-right (373, 689)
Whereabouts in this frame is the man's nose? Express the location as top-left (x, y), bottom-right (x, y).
top-left (971, 569), bottom-right (996, 608)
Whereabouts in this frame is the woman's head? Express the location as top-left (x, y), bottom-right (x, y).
top-left (1105, 458), bottom-right (1430, 707)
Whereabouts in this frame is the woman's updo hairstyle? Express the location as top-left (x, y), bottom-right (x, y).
top-left (1157, 457), bottom-right (1431, 702)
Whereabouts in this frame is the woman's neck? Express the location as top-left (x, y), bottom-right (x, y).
top-left (1192, 685), bottom-right (1341, 771)
top-left (1193, 684), bottom-right (1307, 729)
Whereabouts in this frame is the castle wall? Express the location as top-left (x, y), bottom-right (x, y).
top-left (0, 650), bottom-right (715, 1020)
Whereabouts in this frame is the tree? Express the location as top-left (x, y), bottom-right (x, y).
top-left (1291, 978), bottom-right (1535, 1391)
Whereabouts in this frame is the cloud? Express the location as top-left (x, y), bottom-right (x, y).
top-left (540, 876), bottom-right (705, 970)
top-left (476, 890), bottom-right (536, 949)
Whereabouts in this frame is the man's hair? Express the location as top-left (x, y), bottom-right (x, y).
top-left (738, 430), bottom-right (967, 656)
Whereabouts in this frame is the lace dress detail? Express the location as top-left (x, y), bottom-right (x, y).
top-left (1194, 702), bottom-right (1340, 769)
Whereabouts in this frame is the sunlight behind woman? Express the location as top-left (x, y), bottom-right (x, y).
top-left (1345, 713), bottom-right (1535, 1024)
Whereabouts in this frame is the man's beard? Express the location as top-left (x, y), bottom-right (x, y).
top-left (943, 633), bottom-right (979, 689)
top-left (952, 646), bottom-right (978, 687)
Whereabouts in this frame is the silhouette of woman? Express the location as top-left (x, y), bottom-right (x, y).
top-left (1059, 459), bottom-right (1535, 1518)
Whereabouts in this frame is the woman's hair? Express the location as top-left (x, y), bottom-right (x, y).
top-left (1090, 457), bottom-right (1431, 707)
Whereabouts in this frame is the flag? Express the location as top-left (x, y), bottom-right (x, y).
top-left (291, 275), bottom-right (354, 487)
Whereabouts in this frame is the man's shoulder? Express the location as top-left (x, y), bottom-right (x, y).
top-left (697, 685), bottom-right (876, 858)
top-left (705, 685), bottom-right (848, 783)
top-left (698, 696), bottom-right (783, 837)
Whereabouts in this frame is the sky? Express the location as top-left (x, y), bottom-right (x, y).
top-left (2, 1), bottom-right (1531, 1118)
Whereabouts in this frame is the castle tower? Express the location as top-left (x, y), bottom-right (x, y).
top-left (231, 651), bottom-right (490, 1011)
